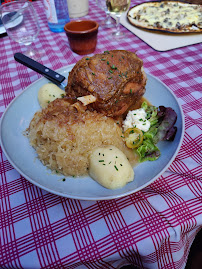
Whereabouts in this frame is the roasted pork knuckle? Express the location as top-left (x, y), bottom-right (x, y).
top-left (65, 50), bottom-right (147, 117)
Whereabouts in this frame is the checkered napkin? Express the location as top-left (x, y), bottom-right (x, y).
top-left (0, 0), bottom-right (202, 268)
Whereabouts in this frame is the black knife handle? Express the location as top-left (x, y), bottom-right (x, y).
top-left (14, 53), bottom-right (66, 85)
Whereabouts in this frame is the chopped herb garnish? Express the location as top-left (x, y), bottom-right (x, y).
top-left (86, 58), bottom-right (90, 60)
top-left (61, 94), bottom-right (65, 98)
top-left (103, 164), bottom-right (106, 165)
top-left (101, 58), bottom-right (106, 61)
top-left (116, 156), bottom-right (118, 158)
top-left (62, 178), bottom-right (66, 182)
top-left (104, 50), bottom-right (110, 54)
top-left (139, 119), bottom-right (143, 121)
top-left (48, 101), bottom-right (50, 103)
top-left (109, 70), bottom-right (113, 74)
top-left (120, 164), bottom-right (123, 166)
top-left (121, 71), bottom-right (128, 78)
top-left (99, 160), bottom-right (104, 162)
top-left (119, 74), bottom-right (122, 77)
top-left (111, 64), bottom-right (117, 70)
top-left (108, 77), bottom-right (112, 79)
top-left (53, 95), bottom-right (55, 97)
top-left (115, 100), bottom-right (119, 103)
top-left (109, 161), bottom-right (111, 164)
top-left (117, 122), bottom-right (119, 124)
top-left (56, 170), bottom-right (58, 173)
top-left (114, 165), bottom-right (118, 171)
top-left (107, 61), bottom-right (109, 65)
top-left (130, 89), bottom-right (132, 94)
top-left (92, 72), bottom-right (95, 75)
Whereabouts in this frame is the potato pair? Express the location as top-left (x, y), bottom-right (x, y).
top-left (37, 85), bottom-right (135, 190)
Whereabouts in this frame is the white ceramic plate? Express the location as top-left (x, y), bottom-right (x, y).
top-left (0, 65), bottom-right (184, 200)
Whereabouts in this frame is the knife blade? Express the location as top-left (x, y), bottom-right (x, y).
top-left (14, 53), bottom-right (68, 89)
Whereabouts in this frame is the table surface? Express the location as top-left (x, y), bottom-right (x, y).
top-left (0, 0), bottom-right (202, 268)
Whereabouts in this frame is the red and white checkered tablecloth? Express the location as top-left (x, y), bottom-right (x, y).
top-left (0, 0), bottom-right (202, 268)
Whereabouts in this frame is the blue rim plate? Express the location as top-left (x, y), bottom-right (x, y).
top-left (0, 65), bottom-right (184, 200)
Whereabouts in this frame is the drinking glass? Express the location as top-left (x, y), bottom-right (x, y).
top-left (106, 0), bottom-right (131, 39)
top-left (0, 0), bottom-right (42, 60)
top-left (96, 0), bottom-right (115, 28)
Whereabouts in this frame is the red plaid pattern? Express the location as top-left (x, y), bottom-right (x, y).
top-left (0, 0), bottom-right (202, 268)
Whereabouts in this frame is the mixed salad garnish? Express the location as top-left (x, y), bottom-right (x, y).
top-left (123, 102), bottom-right (177, 162)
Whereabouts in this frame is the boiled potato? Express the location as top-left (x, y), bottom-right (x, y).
top-left (38, 83), bottom-right (66, 108)
top-left (89, 145), bottom-right (134, 189)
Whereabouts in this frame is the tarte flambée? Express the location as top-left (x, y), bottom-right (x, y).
top-left (127, 1), bottom-right (202, 33)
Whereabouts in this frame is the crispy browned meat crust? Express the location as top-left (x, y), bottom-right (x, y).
top-left (34, 98), bottom-right (93, 127)
top-left (65, 50), bottom-right (147, 117)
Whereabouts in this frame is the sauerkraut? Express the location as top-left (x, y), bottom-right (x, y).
top-left (28, 98), bottom-right (137, 176)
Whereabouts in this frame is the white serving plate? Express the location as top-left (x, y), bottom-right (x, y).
top-left (0, 64), bottom-right (184, 200)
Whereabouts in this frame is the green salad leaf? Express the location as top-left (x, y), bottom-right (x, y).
top-left (136, 138), bottom-right (160, 162)
top-left (134, 102), bottom-right (177, 163)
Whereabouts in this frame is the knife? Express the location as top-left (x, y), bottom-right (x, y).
top-left (14, 53), bottom-right (68, 89)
